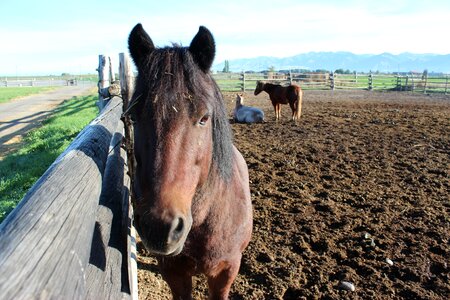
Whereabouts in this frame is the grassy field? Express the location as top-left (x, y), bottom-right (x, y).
top-left (0, 94), bottom-right (98, 223)
top-left (0, 87), bottom-right (56, 104)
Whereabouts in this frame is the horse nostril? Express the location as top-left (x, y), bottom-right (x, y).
top-left (174, 217), bottom-right (184, 233)
top-left (170, 217), bottom-right (184, 242)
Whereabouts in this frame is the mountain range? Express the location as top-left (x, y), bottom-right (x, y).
top-left (212, 52), bottom-right (450, 73)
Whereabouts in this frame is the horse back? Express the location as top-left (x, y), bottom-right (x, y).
top-left (286, 85), bottom-right (301, 102)
top-left (235, 106), bottom-right (264, 123)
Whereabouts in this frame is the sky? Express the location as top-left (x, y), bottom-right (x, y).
top-left (1, 0), bottom-right (449, 75)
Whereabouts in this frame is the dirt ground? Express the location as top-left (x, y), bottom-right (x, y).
top-left (137, 90), bottom-right (449, 299)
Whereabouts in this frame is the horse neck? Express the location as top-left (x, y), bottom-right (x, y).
top-left (263, 83), bottom-right (277, 93)
top-left (235, 99), bottom-right (242, 109)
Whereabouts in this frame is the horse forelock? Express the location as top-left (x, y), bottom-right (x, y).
top-left (133, 46), bottom-right (234, 181)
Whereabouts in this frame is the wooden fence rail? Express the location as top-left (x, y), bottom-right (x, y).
top-left (0, 79), bottom-right (87, 87)
top-left (0, 53), bottom-right (137, 299)
top-left (213, 72), bottom-right (450, 94)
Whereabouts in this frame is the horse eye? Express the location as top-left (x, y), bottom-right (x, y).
top-left (198, 114), bottom-right (210, 126)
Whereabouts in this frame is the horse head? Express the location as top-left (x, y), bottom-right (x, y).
top-left (235, 93), bottom-right (245, 107)
top-left (254, 81), bottom-right (265, 96)
top-left (127, 24), bottom-right (232, 256)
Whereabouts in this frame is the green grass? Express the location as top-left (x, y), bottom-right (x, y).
top-left (0, 87), bottom-right (56, 104)
top-left (0, 94), bottom-right (98, 223)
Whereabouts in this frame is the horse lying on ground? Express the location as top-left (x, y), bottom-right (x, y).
top-left (233, 93), bottom-right (265, 123)
top-left (127, 23), bottom-right (253, 299)
top-left (254, 81), bottom-right (303, 121)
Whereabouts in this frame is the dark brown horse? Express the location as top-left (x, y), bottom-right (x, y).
top-left (127, 24), bottom-right (252, 299)
top-left (254, 81), bottom-right (303, 121)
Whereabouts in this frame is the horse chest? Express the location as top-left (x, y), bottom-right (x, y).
top-left (271, 96), bottom-right (288, 104)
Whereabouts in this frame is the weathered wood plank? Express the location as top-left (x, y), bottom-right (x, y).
top-left (0, 97), bottom-right (123, 299)
top-left (119, 52), bottom-right (136, 198)
top-left (126, 190), bottom-right (138, 300)
top-left (119, 52), bottom-right (139, 300)
top-left (85, 120), bottom-right (132, 299)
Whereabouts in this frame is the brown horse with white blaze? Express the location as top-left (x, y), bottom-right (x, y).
top-left (127, 24), bottom-right (253, 299)
top-left (254, 81), bottom-right (303, 121)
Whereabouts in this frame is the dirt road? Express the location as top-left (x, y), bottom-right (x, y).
top-left (0, 85), bottom-right (95, 157)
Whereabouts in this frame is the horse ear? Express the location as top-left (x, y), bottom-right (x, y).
top-left (128, 23), bottom-right (155, 67)
top-left (189, 26), bottom-right (215, 72)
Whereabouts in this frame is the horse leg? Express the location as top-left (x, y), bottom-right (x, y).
top-left (207, 260), bottom-right (240, 300)
top-left (276, 104), bottom-right (281, 121)
top-left (289, 101), bottom-right (296, 121)
top-left (158, 258), bottom-right (194, 299)
top-left (296, 90), bottom-right (303, 120)
top-left (272, 104), bottom-right (278, 121)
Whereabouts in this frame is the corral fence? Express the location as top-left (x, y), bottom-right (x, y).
top-left (0, 76), bottom-right (97, 87)
top-left (213, 71), bottom-right (450, 94)
top-left (0, 53), bottom-right (137, 299)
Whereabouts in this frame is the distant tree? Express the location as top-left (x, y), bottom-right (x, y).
top-left (222, 60), bottom-right (230, 73)
top-left (268, 66), bottom-right (276, 72)
top-left (422, 69), bottom-right (428, 80)
top-left (335, 69), bottom-right (345, 74)
top-left (61, 73), bottom-right (71, 77)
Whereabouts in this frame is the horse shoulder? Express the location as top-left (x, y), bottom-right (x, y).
top-left (186, 146), bottom-right (252, 273)
top-left (232, 146), bottom-right (253, 251)
top-left (231, 145), bottom-right (252, 231)
top-left (231, 146), bottom-right (251, 202)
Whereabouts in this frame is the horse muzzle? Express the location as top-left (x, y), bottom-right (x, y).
top-left (136, 211), bottom-right (193, 256)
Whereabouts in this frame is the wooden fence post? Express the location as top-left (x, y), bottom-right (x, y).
top-left (241, 72), bottom-right (246, 92)
top-left (330, 71), bottom-right (335, 90)
top-left (368, 73), bottom-right (373, 90)
top-left (396, 75), bottom-right (401, 91)
top-left (119, 53), bottom-right (134, 105)
top-left (423, 73), bottom-right (428, 94)
top-left (445, 75), bottom-right (448, 95)
top-left (289, 70), bottom-right (293, 85)
top-left (97, 55), bottom-right (110, 110)
top-left (109, 57), bottom-right (116, 83)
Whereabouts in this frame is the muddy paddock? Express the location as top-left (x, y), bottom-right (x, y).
top-left (137, 90), bottom-right (449, 299)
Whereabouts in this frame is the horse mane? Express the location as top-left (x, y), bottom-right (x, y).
top-left (132, 46), bottom-right (234, 181)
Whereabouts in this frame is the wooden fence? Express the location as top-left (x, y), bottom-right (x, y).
top-left (213, 72), bottom-right (450, 94)
top-left (0, 54), bottom-right (137, 299)
top-left (0, 78), bottom-right (95, 87)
